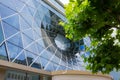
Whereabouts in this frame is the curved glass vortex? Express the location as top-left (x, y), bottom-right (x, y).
top-left (0, 0), bottom-right (86, 71)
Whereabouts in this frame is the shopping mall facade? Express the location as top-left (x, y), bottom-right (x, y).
top-left (0, 0), bottom-right (116, 80)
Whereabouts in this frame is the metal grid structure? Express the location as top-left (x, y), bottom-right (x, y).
top-left (0, 0), bottom-right (88, 71)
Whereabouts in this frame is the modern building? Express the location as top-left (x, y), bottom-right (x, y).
top-left (0, 0), bottom-right (112, 80)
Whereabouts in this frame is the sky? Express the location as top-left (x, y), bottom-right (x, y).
top-left (59, 0), bottom-right (69, 4)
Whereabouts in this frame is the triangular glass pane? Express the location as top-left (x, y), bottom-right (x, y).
top-left (36, 39), bottom-right (45, 48)
top-left (44, 15), bottom-right (51, 24)
top-left (51, 56), bottom-right (60, 64)
top-left (36, 43), bottom-right (44, 54)
top-left (41, 29), bottom-right (47, 37)
top-left (27, 0), bottom-right (36, 8)
top-left (0, 43), bottom-right (8, 60)
top-left (39, 56), bottom-right (49, 69)
top-left (26, 43), bottom-right (38, 54)
top-left (32, 0), bottom-right (40, 8)
top-left (7, 33), bottom-right (23, 48)
top-left (34, 11), bottom-right (41, 27)
top-left (14, 51), bottom-right (27, 65)
top-left (7, 42), bottom-right (23, 61)
top-left (47, 45), bottom-right (56, 53)
top-left (32, 20), bottom-right (40, 28)
top-left (0, 22), bottom-right (4, 44)
top-left (44, 62), bottom-right (54, 71)
top-left (0, 0), bottom-right (17, 11)
top-left (22, 33), bottom-right (33, 47)
top-left (0, 4), bottom-right (16, 18)
top-left (58, 66), bottom-right (66, 70)
top-left (25, 51), bottom-right (37, 66)
top-left (19, 16), bottom-right (31, 30)
top-left (20, 12), bottom-right (33, 26)
top-left (3, 14), bottom-right (20, 30)
top-left (31, 56), bottom-right (42, 69)
top-left (52, 63), bottom-right (59, 71)
top-left (33, 30), bottom-right (40, 40)
top-left (20, 6), bottom-right (32, 16)
top-left (23, 29), bottom-right (34, 40)
top-left (2, 21), bottom-right (18, 38)
top-left (40, 50), bottom-right (52, 60)
top-left (27, 5), bottom-right (36, 16)
top-left (13, 0), bottom-right (24, 12)
top-left (34, 27), bottom-right (42, 37)
top-left (19, 0), bottom-right (28, 3)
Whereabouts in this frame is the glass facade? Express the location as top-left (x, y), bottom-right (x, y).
top-left (0, 0), bottom-right (118, 80)
top-left (0, 0), bottom-right (87, 71)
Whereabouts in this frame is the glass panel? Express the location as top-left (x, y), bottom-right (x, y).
top-left (44, 15), bottom-right (51, 24)
top-left (25, 51), bottom-right (37, 66)
top-left (7, 42), bottom-right (22, 61)
top-left (32, 0), bottom-right (40, 8)
top-left (3, 14), bottom-right (20, 30)
top-left (27, 0), bottom-right (36, 8)
top-left (33, 30), bottom-right (40, 40)
top-left (34, 11), bottom-right (41, 27)
top-left (26, 43), bottom-right (38, 54)
top-left (40, 50), bottom-right (52, 60)
top-left (20, 13), bottom-right (32, 28)
top-left (28, 6), bottom-right (36, 16)
top-left (0, 43), bottom-right (8, 60)
top-left (51, 56), bottom-right (60, 64)
top-left (58, 66), bottom-right (66, 70)
top-left (34, 27), bottom-right (42, 37)
top-left (36, 39), bottom-right (45, 48)
top-left (20, 5), bottom-right (32, 16)
top-left (44, 62), bottom-right (54, 71)
top-left (32, 20), bottom-right (39, 28)
top-left (14, 51), bottom-right (27, 65)
top-left (0, 0), bottom-right (17, 11)
top-left (39, 57), bottom-right (49, 69)
top-left (52, 63), bottom-right (58, 71)
top-left (2, 21), bottom-right (18, 38)
top-left (0, 4), bottom-right (15, 18)
top-left (47, 46), bottom-right (56, 53)
top-left (59, 60), bottom-right (66, 67)
top-left (0, 22), bottom-right (4, 44)
top-left (31, 57), bottom-right (42, 69)
top-left (13, 0), bottom-right (24, 11)
top-left (7, 33), bottom-right (23, 48)
top-left (19, 16), bottom-right (31, 30)
top-left (22, 33), bottom-right (33, 47)
top-left (23, 29), bottom-right (34, 40)
top-left (36, 43), bottom-right (44, 54)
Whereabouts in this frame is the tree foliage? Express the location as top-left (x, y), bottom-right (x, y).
top-left (61, 0), bottom-right (120, 73)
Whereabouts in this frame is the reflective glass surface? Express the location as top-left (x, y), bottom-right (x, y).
top-left (0, 22), bottom-right (4, 44)
top-left (0, 43), bottom-right (8, 60)
top-left (0, 0), bottom-right (88, 71)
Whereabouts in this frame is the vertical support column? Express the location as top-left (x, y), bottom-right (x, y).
top-left (0, 68), bottom-right (6, 80)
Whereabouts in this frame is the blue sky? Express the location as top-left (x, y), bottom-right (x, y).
top-left (59, 0), bottom-right (69, 4)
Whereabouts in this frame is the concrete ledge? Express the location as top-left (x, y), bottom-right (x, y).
top-left (52, 70), bottom-right (113, 80)
top-left (0, 60), bottom-right (51, 75)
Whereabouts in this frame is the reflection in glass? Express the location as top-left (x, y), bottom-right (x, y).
top-left (2, 21), bottom-right (18, 38)
top-left (0, 22), bottom-right (4, 44)
top-left (0, 43), bottom-right (8, 60)
top-left (7, 42), bottom-right (22, 61)
top-left (0, 4), bottom-right (15, 18)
